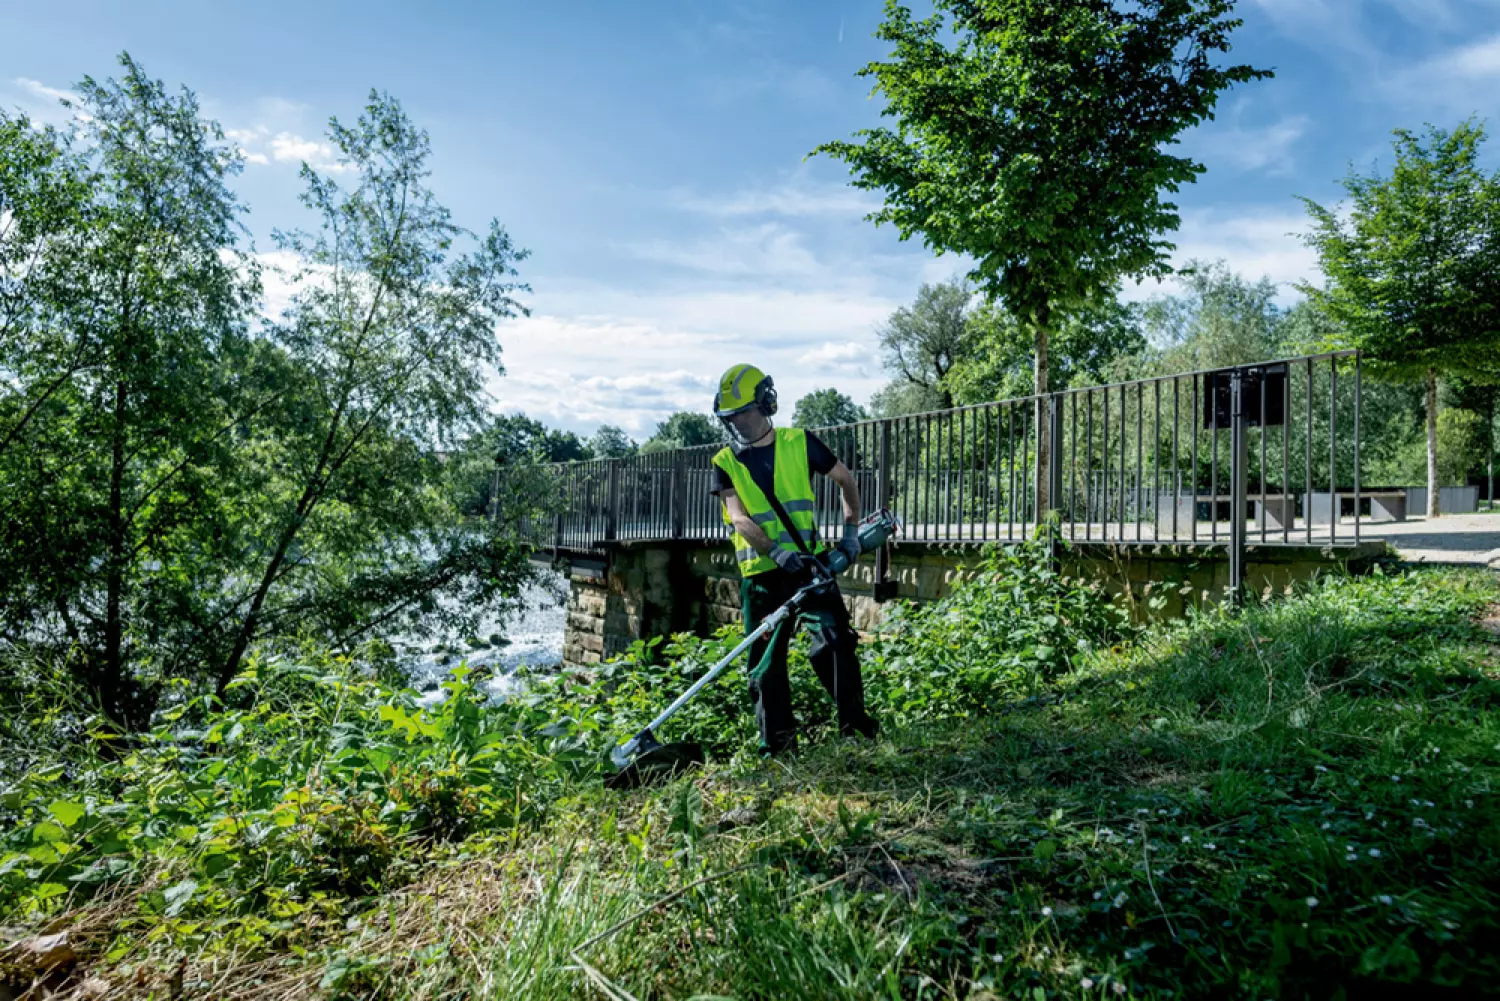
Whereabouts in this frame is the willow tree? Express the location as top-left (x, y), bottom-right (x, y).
top-left (814, 0), bottom-right (1268, 514)
top-left (1300, 121), bottom-right (1500, 517)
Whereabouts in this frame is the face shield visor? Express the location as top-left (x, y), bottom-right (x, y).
top-left (713, 374), bottom-right (778, 448)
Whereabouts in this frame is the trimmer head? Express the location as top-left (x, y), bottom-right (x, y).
top-left (605, 728), bottom-right (705, 790)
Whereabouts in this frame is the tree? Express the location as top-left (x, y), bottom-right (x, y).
top-left (869, 380), bottom-right (947, 418)
top-left (1300, 121), bottom-right (1500, 517)
top-left (450, 414), bottom-right (592, 517)
top-left (947, 292), bottom-right (1146, 404)
top-left (875, 279), bottom-right (971, 410)
top-left (0, 56), bottom-right (260, 728)
top-left (641, 411), bottom-right (725, 453)
top-left (588, 424), bottom-right (637, 459)
top-left (815, 0), bottom-right (1270, 515)
top-left (792, 388), bottom-right (868, 428)
top-left (213, 90), bottom-right (531, 691)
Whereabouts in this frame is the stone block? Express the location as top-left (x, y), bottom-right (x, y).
top-left (850, 598), bottom-right (886, 633)
top-left (566, 611), bottom-right (601, 634)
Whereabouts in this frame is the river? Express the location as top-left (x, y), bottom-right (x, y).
top-left (401, 569), bottom-right (567, 704)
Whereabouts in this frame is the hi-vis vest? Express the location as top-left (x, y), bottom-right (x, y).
top-left (713, 427), bottom-right (826, 577)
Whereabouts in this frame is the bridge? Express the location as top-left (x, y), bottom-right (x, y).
top-left (495, 352), bottom-right (1389, 665)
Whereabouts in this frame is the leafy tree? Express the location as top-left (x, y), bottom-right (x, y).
top-left (815, 0), bottom-right (1270, 513)
top-left (588, 424), bottom-right (637, 459)
top-left (792, 388), bottom-right (868, 428)
top-left (1300, 121), bottom-right (1500, 516)
top-left (213, 90), bottom-right (532, 691)
top-left (875, 279), bottom-right (971, 410)
top-left (448, 414), bottom-right (591, 516)
top-left (642, 411), bottom-right (725, 453)
top-left (869, 380), bottom-right (947, 418)
top-left (947, 293), bottom-right (1146, 404)
top-left (0, 56), bottom-right (260, 727)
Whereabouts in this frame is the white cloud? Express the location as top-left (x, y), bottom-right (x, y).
top-left (1193, 114), bottom-right (1310, 175)
top-left (797, 341), bottom-right (866, 368)
top-left (625, 224), bottom-right (823, 278)
top-left (1385, 34), bottom-right (1500, 112)
top-left (15, 77), bottom-right (79, 105)
top-left (269, 131), bottom-right (335, 164)
top-left (1119, 207), bottom-right (1320, 305)
top-left (483, 280), bottom-right (907, 435)
top-left (222, 123), bottom-right (348, 172)
top-left (672, 178), bottom-right (881, 219)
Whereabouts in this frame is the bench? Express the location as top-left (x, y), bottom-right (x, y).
top-left (1307, 491), bottom-right (1406, 524)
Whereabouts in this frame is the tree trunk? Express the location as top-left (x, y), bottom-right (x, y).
top-left (1033, 311), bottom-right (1051, 519)
top-left (216, 410), bottom-right (344, 695)
top-left (1426, 367), bottom-right (1440, 519)
top-left (101, 377), bottom-right (128, 723)
top-left (1489, 401), bottom-right (1496, 511)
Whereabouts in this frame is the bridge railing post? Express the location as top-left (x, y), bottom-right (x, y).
top-left (1228, 369), bottom-right (1247, 605)
top-left (671, 451), bottom-right (685, 539)
top-left (605, 459), bottom-right (620, 542)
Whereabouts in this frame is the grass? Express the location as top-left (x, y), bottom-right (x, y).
top-left (5, 565), bottom-right (1500, 999)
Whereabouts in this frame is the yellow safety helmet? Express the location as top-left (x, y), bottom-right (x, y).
top-left (713, 363), bottom-right (778, 419)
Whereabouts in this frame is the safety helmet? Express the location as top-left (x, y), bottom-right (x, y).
top-left (713, 363), bottom-right (778, 419)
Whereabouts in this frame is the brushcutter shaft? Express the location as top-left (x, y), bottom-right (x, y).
top-left (639, 581), bottom-right (816, 735)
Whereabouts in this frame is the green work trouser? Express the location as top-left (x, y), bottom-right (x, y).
top-left (741, 570), bottom-right (878, 754)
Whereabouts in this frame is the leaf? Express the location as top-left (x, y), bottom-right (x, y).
top-left (163, 878), bottom-right (197, 917)
top-left (32, 821), bottom-right (68, 844)
top-left (47, 800), bottom-right (86, 828)
top-left (1033, 839), bottom-right (1058, 862)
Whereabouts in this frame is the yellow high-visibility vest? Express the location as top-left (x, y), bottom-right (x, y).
top-left (713, 428), bottom-right (826, 576)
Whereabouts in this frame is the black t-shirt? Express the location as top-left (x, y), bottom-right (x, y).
top-left (712, 430), bottom-right (838, 501)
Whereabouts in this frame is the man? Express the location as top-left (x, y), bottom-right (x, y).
top-left (709, 363), bottom-right (879, 755)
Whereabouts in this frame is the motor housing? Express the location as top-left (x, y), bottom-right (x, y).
top-left (825, 507), bottom-right (901, 574)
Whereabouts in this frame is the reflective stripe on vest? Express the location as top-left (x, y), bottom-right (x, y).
top-left (713, 428), bottom-right (826, 577)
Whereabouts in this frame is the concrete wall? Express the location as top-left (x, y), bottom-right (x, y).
top-left (558, 538), bottom-right (1386, 667)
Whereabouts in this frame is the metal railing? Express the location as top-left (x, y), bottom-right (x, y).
top-left (495, 351), bottom-right (1367, 599)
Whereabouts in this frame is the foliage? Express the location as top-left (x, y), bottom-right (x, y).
top-left (0, 56), bottom-right (260, 728)
top-left (815, 0), bottom-right (1269, 415)
top-left (0, 56), bottom-right (537, 730)
top-left (6, 565), bottom-right (1500, 998)
top-left (868, 378), bottom-right (947, 418)
top-left (587, 424), bottom-right (637, 459)
top-left (874, 279), bottom-right (972, 411)
top-left (1299, 120), bottom-right (1500, 386)
top-left (791, 388), bottom-right (868, 429)
top-left (1300, 121), bottom-right (1500, 512)
top-left (947, 292), bottom-right (1147, 404)
top-left (1373, 407), bottom-right (1486, 487)
top-left (866, 534), bottom-right (1131, 714)
top-left (0, 658), bottom-right (583, 919)
top-left (641, 411), bottom-right (724, 454)
top-left (448, 414), bottom-right (592, 517)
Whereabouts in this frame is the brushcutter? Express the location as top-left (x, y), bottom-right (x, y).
top-left (605, 508), bottom-right (899, 789)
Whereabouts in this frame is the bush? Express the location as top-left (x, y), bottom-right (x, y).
top-left (864, 533), bottom-right (1130, 719)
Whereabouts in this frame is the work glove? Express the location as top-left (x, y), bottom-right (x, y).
top-left (769, 546), bottom-right (812, 577)
top-left (837, 522), bottom-right (862, 565)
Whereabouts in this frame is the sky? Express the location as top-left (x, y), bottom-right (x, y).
top-left (4, 0), bottom-right (1500, 440)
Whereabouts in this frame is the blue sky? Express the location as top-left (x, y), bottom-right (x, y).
top-left (4, 0), bottom-right (1499, 438)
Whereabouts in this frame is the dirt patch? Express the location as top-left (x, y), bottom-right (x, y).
top-left (1481, 605), bottom-right (1500, 640)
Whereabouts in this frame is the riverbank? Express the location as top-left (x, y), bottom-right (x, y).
top-left (4, 562), bottom-right (1499, 998)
